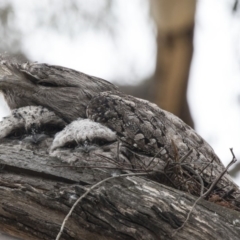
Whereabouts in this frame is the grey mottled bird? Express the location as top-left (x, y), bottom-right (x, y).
top-left (0, 59), bottom-right (239, 205)
top-left (0, 60), bottom-right (118, 122)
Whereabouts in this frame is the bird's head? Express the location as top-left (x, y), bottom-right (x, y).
top-left (0, 60), bottom-right (118, 122)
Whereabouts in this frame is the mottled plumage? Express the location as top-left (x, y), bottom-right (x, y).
top-left (0, 60), bottom-right (118, 122)
top-left (87, 92), bottom-right (238, 191)
top-left (50, 118), bottom-right (119, 163)
top-left (0, 106), bottom-right (65, 139)
top-left (0, 106), bottom-right (135, 168)
top-left (0, 59), bottom-right (239, 204)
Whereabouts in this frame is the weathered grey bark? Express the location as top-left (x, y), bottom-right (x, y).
top-left (0, 139), bottom-right (240, 240)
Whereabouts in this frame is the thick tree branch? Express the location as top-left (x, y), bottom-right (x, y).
top-left (0, 140), bottom-right (240, 240)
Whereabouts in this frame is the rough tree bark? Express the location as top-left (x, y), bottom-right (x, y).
top-left (0, 139), bottom-right (240, 240)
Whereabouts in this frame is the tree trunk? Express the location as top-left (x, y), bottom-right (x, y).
top-left (0, 139), bottom-right (240, 240)
top-left (150, 0), bottom-right (196, 128)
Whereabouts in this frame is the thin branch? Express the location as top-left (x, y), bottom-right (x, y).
top-left (55, 172), bottom-right (153, 240)
top-left (92, 153), bottom-right (122, 166)
top-left (182, 165), bottom-right (204, 196)
top-left (204, 148), bottom-right (237, 198)
top-left (176, 161), bottom-right (211, 195)
top-left (179, 149), bottom-right (193, 163)
top-left (51, 164), bottom-right (147, 171)
top-left (198, 157), bottom-right (214, 175)
top-left (172, 148), bottom-right (238, 237)
top-left (171, 140), bottom-right (180, 162)
top-left (146, 148), bottom-right (165, 169)
top-left (116, 141), bottom-right (120, 162)
top-left (93, 153), bottom-right (134, 168)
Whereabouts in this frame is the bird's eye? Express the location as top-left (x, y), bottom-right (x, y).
top-left (64, 141), bottom-right (78, 149)
top-left (8, 128), bottom-right (26, 139)
top-left (38, 81), bottom-right (57, 87)
top-left (92, 138), bottom-right (112, 146)
top-left (98, 139), bottom-right (108, 145)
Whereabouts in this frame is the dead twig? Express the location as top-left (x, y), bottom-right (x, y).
top-left (116, 141), bottom-right (120, 162)
top-left (55, 171), bottom-right (154, 240)
top-left (204, 148), bottom-right (237, 199)
top-left (146, 148), bottom-right (165, 169)
top-left (182, 165), bottom-right (204, 196)
top-left (179, 149), bottom-right (193, 163)
top-left (50, 164), bottom-right (147, 171)
top-left (176, 161), bottom-right (211, 195)
top-left (172, 148), bottom-right (238, 237)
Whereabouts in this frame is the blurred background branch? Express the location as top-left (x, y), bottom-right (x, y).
top-left (150, 0), bottom-right (196, 127)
